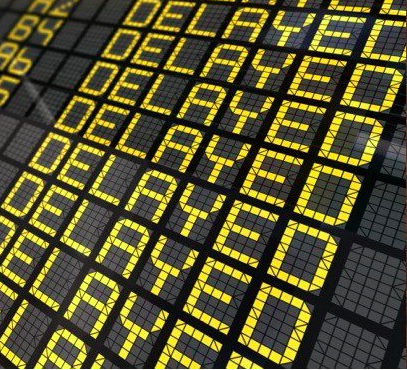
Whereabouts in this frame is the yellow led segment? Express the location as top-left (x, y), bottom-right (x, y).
top-left (222, 8), bottom-right (269, 42)
top-left (124, 0), bottom-right (161, 27)
top-left (380, 0), bottom-right (406, 16)
top-left (153, 125), bottom-right (203, 172)
top-left (147, 235), bottom-right (198, 296)
top-left (29, 185), bottom-right (78, 236)
top-left (132, 33), bottom-right (175, 68)
top-left (241, 149), bottom-right (303, 207)
top-left (55, 96), bottom-right (96, 134)
top-left (266, 101), bottom-right (326, 152)
top-left (109, 68), bottom-right (153, 106)
top-left (177, 83), bottom-right (227, 126)
top-left (157, 320), bottom-right (222, 368)
top-left (272, 10), bottom-right (315, 47)
top-left (203, 135), bottom-right (251, 184)
top-left (362, 20), bottom-right (406, 62)
top-left (60, 200), bottom-right (94, 256)
top-left (289, 56), bottom-right (347, 102)
top-left (251, 50), bottom-right (294, 89)
top-left (184, 258), bottom-right (251, 333)
top-left (79, 62), bottom-right (119, 96)
top-left (84, 104), bottom-right (130, 146)
top-left (178, 184), bottom-right (226, 238)
top-left (29, 132), bottom-right (71, 174)
top-left (116, 113), bottom-right (150, 158)
top-left (328, 0), bottom-right (372, 13)
top-left (229, 91), bottom-right (274, 134)
top-left (269, 221), bottom-right (338, 291)
top-left (319, 112), bottom-right (383, 166)
top-left (125, 170), bottom-right (178, 222)
top-left (35, 328), bottom-right (88, 369)
top-left (0, 300), bottom-right (29, 369)
top-left (295, 164), bottom-right (362, 226)
top-left (201, 44), bottom-right (249, 83)
top-left (227, 352), bottom-right (262, 369)
top-left (214, 201), bottom-right (278, 267)
top-left (141, 74), bottom-right (173, 115)
top-left (153, 2), bottom-right (195, 33)
top-left (2, 172), bottom-right (45, 218)
top-left (89, 155), bottom-right (121, 205)
top-left (57, 143), bottom-right (105, 190)
top-left (164, 38), bottom-right (195, 75)
top-left (0, 42), bottom-right (19, 70)
top-left (0, 281), bottom-right (18, 316)
top-left (0, 75), bottom-right (20, 107)
top-left (96, 218), bottom-right (150, 278)
top-left (341, 64), bottom-right (403, 112)
top-left (239, 284), bottom-right (311, 365)
top-left (29, 248), bottom-right (63, 310)
top-left (8, 47), bottom-right (34, 76)
top-left (91, 354), bottom-right (106, 369)
top-left (310, 15), bottom-right (366, 56)
top-left (117, 293), bottom-right (168, 361)
top-left (0, 230), bottom-right (48, 287)
top-left (0, 216), bottom-right (16, 257)
top-left (102, 29), bottom-right (141, 61)
top-left (64, 271), bottom-right (120, 338)
top-left (8, 15), bottom-right (39, 42)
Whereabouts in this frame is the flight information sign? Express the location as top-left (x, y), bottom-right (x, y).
top-left (0, 0), bottom-right (405, 368)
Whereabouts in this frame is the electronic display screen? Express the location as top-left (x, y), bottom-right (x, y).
top-left (0, 0), bottom-right (405, 368)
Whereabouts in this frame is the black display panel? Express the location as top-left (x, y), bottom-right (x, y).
top-left (0, 0), bottom-right (405, 368)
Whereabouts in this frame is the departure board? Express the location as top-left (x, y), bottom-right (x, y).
top-left (0, 0), bottom-right (405, 368)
